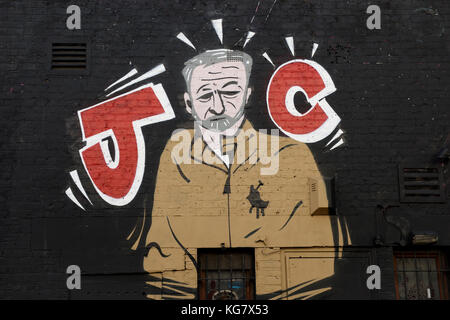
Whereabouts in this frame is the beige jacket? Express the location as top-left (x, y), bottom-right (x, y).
top-left (137, 119), bottom-right (348, 271)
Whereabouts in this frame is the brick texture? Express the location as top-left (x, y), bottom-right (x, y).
top-left (1, 0), bottom-right (450, 299)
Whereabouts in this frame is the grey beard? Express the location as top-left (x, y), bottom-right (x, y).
top-left (193, 105), bottom-right (245, 132)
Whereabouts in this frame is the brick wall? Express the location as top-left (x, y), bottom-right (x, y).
top-left (1, 0), bottom-right (449, 299)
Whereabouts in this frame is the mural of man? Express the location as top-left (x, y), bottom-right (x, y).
top-left (134, 49), bottom-right (348, 299)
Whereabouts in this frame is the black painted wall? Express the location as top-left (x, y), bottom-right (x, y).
top-left (1, 0), bottom-right (449, 299)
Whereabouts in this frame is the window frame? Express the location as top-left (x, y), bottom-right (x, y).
top-left (197, 248), bottom-right (255, 300)
top-left (393, 250), bottom-right (448, 300)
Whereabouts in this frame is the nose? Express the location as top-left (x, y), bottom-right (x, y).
top-left (208, 91), bottom-right (225, 116)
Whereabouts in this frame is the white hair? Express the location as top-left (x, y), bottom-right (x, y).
top-left (181, 49), bottom-right (253, 90)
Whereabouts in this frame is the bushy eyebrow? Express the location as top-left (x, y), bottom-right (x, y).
top-left (195, 79), bottom-right (242, 94)
top-left (196, 84), bottom-right (210, 94)
top-left (221, 81), bottom-right (241, 89)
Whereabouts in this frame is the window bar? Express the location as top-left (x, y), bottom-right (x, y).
top-left (437, 250), bottom-right (441, 299)
top-left (413, 251), bottom-right (420, 300)
top-left (217, 253), bottom-right (221, 293)
top-left (230, 252), bottom-right (233, 294)
top-left (402, 257), bottom-right (407, 300)
top-left (443, 251), bottom-right (448, 299)
top-left (427, 254), bottom-right (432, 299)
top-left (242, 254), bottom-right (245, 299)
top-left (438, 250), bottom-right (445, 299)
top-left (205, 254), bottom-right (208, 299)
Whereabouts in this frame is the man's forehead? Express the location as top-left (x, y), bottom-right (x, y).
top-left (191, 61), bottom-right (246, 80)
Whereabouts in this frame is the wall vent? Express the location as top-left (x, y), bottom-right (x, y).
top-left (51, 43), bottom-right (88, 71)
top-left (308, 176), bottom-right (336, 215)
top-left (398, 165), bottom-right (446, 203)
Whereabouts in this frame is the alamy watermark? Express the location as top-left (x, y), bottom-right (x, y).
top-left (366, 265), bottom-right (381, 290)
top-left (66, 265), bottom-right (81, 290)
top-left (170, 127), bottom-right (280, 175)
top-left (366, 5), bottom-right (381, 30)
top-left (66, 5), bottom-right (81, 30)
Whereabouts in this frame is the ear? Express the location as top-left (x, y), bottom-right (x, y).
top-left (245, 87), bottom-right (252, 104)
top-left (184, 92), bottom-right (192, 114)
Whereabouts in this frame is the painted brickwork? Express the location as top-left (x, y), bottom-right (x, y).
top-left (1, 0), bottom-right (449, 299)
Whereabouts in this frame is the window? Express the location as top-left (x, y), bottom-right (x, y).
top-left (198, 249), bottom-right (255, 300)
top-left (394, 250), bottom-right (449, 300)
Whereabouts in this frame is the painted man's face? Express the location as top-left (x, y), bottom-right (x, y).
top-left (184, 61), bottom-right (251, 132)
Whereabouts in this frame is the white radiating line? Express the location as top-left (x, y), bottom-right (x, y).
top-left (176, 32), bottom-right (196, 50)
top-left (65, 187), bottom-right (85, 211)
top-left (243, 31), bottom-right (256, 48)
top-left (69, 170), bottom-right (93, 205)
top-left (262, 52), bottom-right (275, 67)
top-left (104, 68), bottom-right (138, 91)
top-left (106, 64), bottom-right (166, 97)
top-left (330, 138), bottom-right (345, 150)
top-left (264, 0), bottom-right (278, 23)
top-left (312, 43), bottom-right (319, 58)
top-left (325, 129), bottom-right (344, 147)
top-left (211, 19), bottom-right (223, 44)
top-left (250, 1), bottom-right (261, 24)
top-left (285, 36), bottom-right (295, 56)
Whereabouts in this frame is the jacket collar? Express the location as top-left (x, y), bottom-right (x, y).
top-left (190, 119), bottom-right (258, 171)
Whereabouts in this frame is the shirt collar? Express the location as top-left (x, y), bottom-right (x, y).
top-left (190, 119), bottom-right (257, 169)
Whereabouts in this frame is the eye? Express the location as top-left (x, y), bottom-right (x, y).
top-left (197, 92), bottom-right (213, 102)
top-left (221, 91), bottom-right (240, 98)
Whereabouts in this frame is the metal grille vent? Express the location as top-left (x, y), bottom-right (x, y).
top-left (399, 165), bottom-right (445, 203)
top-left (311, 183), bottom-right (317, 192)
top-left (51, 43), bottom-right (87, 70)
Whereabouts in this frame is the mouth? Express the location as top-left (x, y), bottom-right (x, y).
top-left (208, 117), bottom-right (225, 121)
